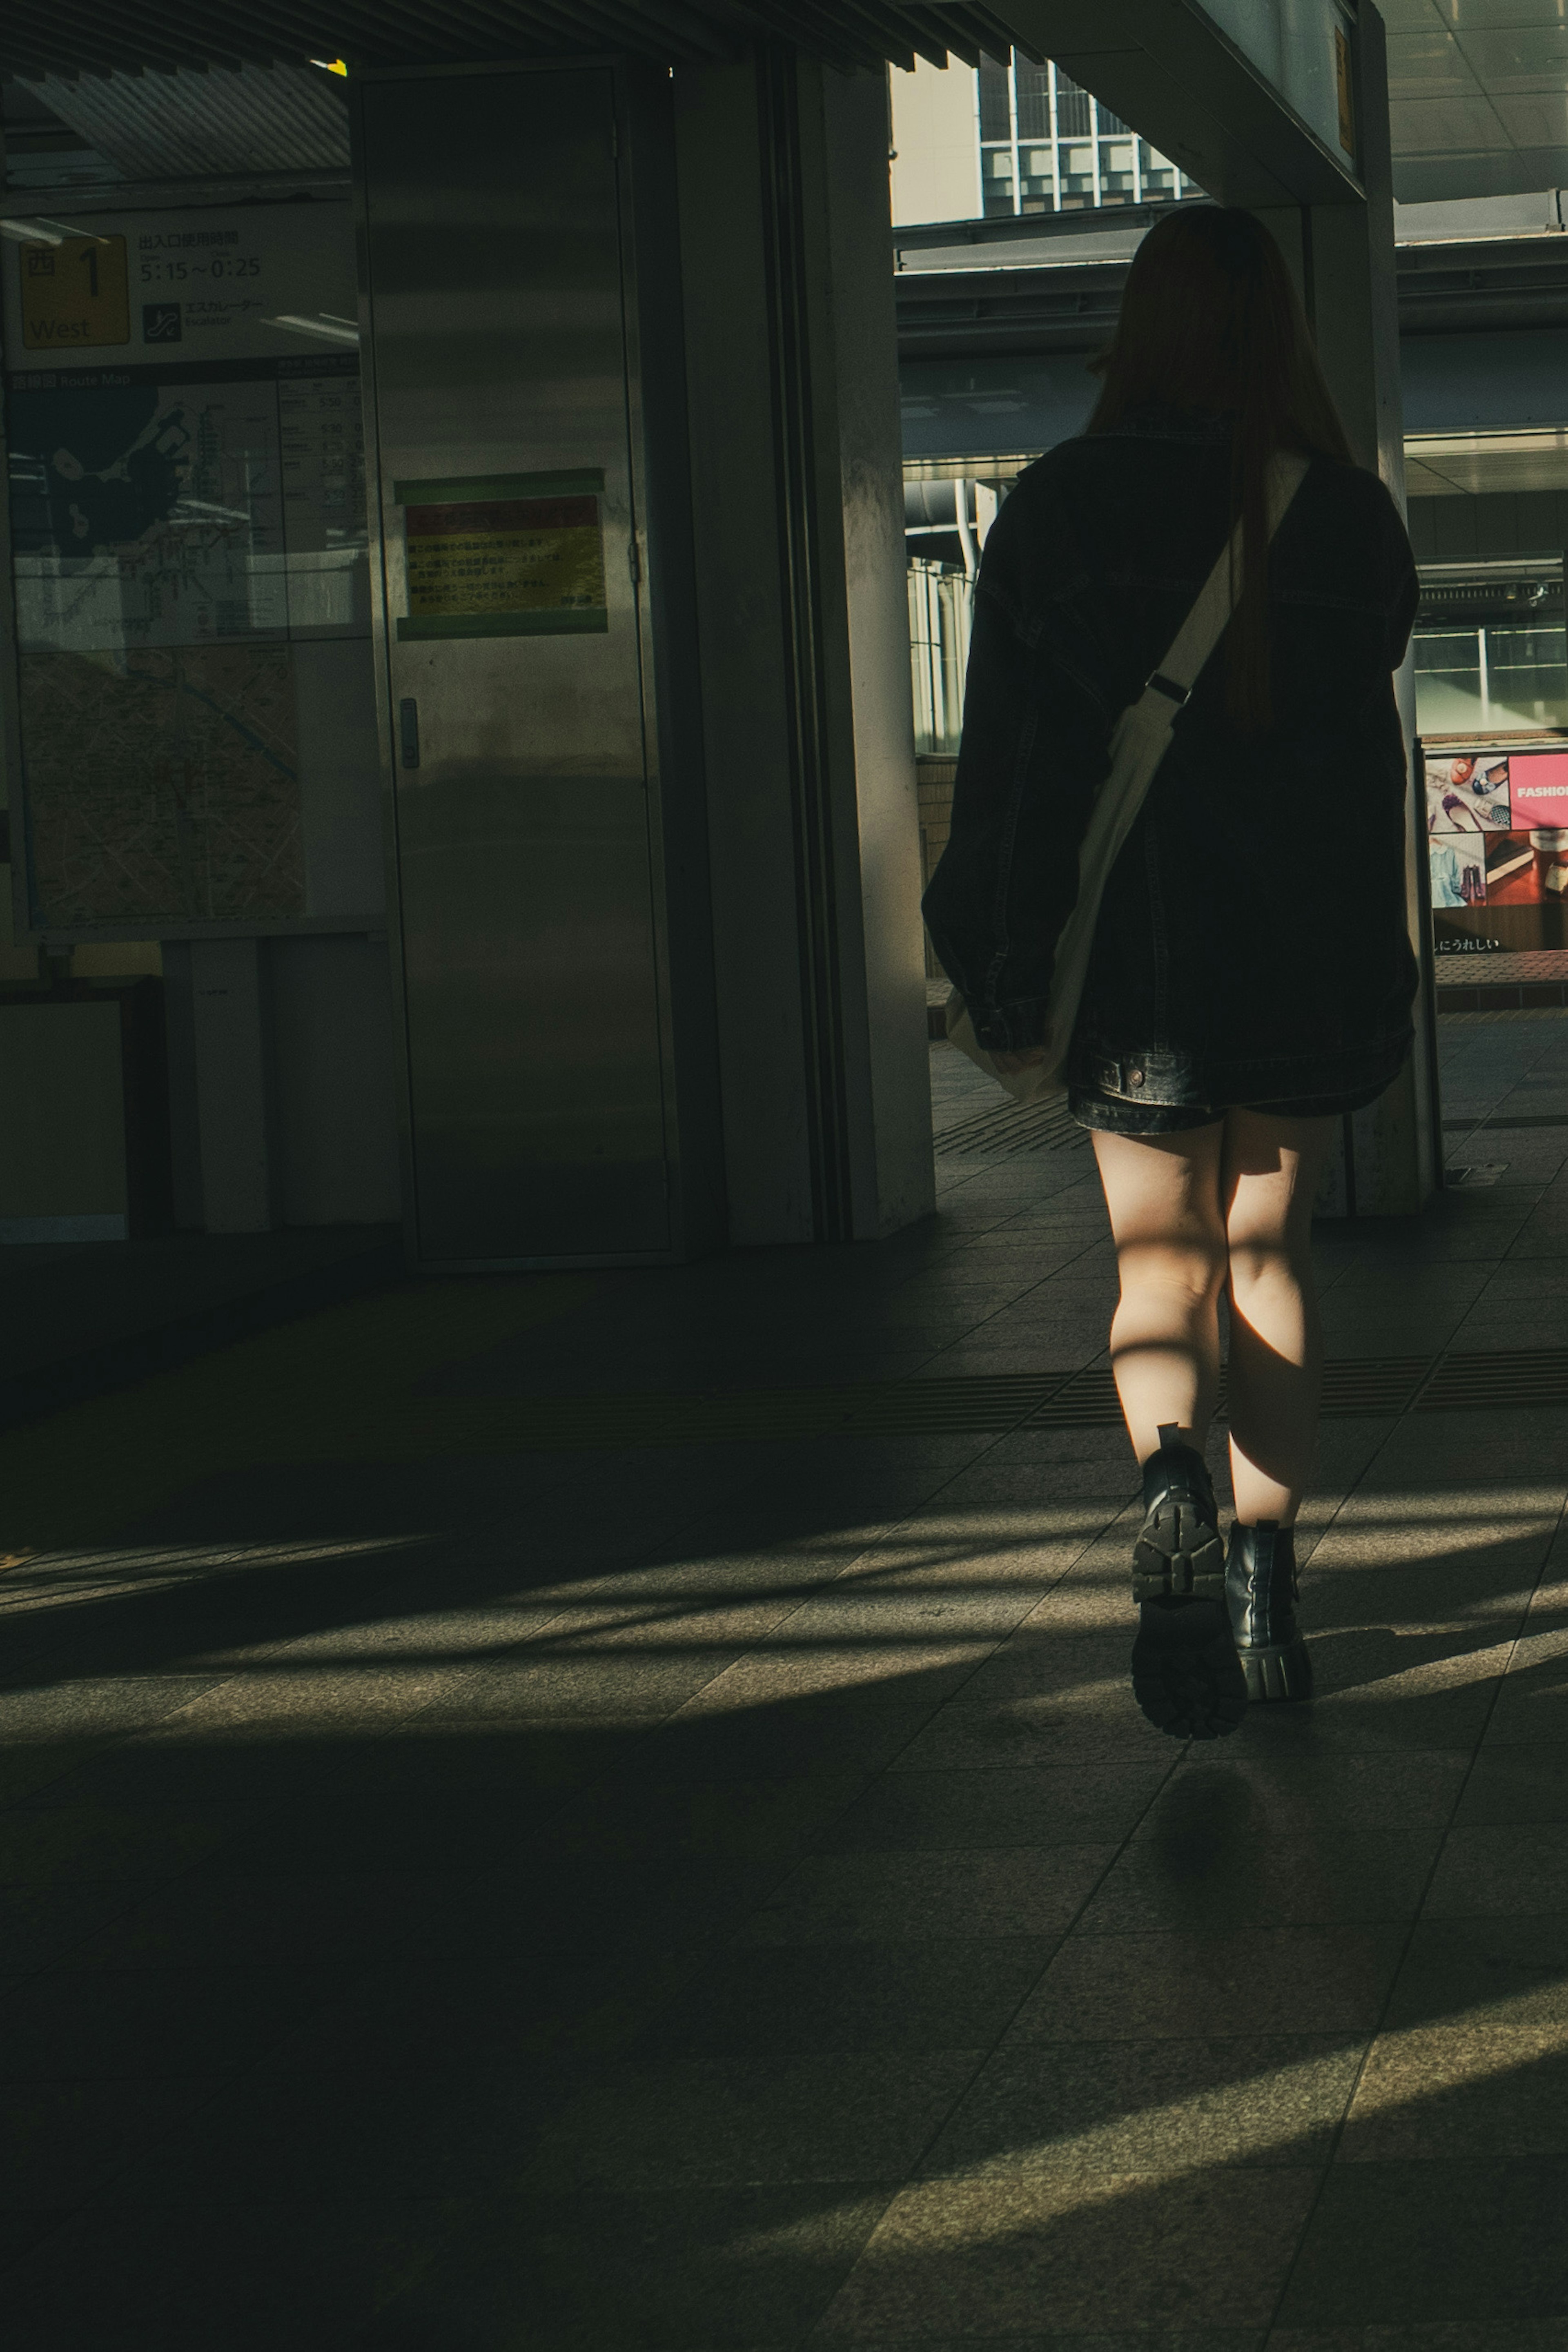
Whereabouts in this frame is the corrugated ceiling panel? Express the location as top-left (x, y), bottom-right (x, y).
top-left (0, 0), bottom-right (1025, 82)
top-left (21, 63), bottom-right (350, 180)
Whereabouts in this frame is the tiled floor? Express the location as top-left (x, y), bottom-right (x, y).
top-left (4, 1020), bottom-right (1568, 2347)
top-left (1434, 949), bottom-right (1568, 986)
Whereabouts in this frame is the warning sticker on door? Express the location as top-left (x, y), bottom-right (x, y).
top-left (393, 470), bottom-right (608, 639)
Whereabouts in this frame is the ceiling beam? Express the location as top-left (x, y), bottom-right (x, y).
top-left (992, 0), bottom-right (1363, 208)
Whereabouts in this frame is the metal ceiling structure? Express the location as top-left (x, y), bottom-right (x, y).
top-left (19, 64), bottom-right (349, 178)
top-left (8, 9), bottom-right (1567, 217)
top-left (1385, 0), bottom-right (1568, 205)
top-left (0, 0), bottom-right (1033, 81)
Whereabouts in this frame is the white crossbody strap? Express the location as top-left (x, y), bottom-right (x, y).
top-left (946, 447), bottom-right (1311, 1107)
top-left (1140, 447), bottom-right (1311, 713)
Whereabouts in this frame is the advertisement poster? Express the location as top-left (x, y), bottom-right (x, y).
top-left (3, 204), bottom-right (365, 929)
top-left (1425, 751), bottom-right (1511, 834)
top-left (1429, 749), bottom-right (1568, 923)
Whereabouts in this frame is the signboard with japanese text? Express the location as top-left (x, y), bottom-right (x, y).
top-left (393, 472), bottom-right (608, 640)
top-left (18, 234), bottom-right (130, 351)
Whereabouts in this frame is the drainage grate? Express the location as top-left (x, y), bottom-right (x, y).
top-left (1320, 1356), bottom-right (1435, 1417)
top-left (1415, 1348), bottom-right (1568, 1412)
top-left (933, 1097), bottom-right (1088, 1157)
top-left (460, 1343), bottom-right (1566, 1450)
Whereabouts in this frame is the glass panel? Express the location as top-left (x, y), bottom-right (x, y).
top-left (1054, 73), bottom-right (1093, 137)
top-left (1014, 62), bottom-right (1051, 140)
top-left (1414, 622), bottom-right (1568, 734)
top-left (1413, 628), bottom-right (1483, 738)
top-left (908, 558), bottom-right (971, 756)
top-left (1095, 99), bottom-right (1131, 134)
top-left (978, 56), bottom-right (1012, 144)
top-left (1486, 624), bottom-right (1568, 730)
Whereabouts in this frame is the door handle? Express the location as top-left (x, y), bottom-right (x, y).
top-left (399, 697), bottom-right (420, 769)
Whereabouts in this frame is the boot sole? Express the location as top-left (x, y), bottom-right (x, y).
top-left (1131, 1492), bottom-right (1226, 1604)
top-left (1131, 1597), bottom-right (1247, 1740)
top-left (1237, 1636), bottom-right (1312, 1704)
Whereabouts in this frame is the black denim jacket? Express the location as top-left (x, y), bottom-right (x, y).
top-left (922, 409), bottom-right (1420, 1105)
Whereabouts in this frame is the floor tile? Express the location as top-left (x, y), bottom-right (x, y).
top-left (117, 2056), bottom-right (575, 2200)
top-left (886, 1693), bottom-right (1176, 1773)
top-left (1267, 2324), bottom-right (1568, 2350)
top-left (0, 2077), bottom-right (220, 2204)
top-left (0, 1880), bottom-right (147, 1970)
top-left (918, 2035), bottom-right (1363, 2174)
top-left (0, 1963), bottom-right (341, 2081)
top-left (16, 1023), bottom-right (1568, 2336)
top-left (1074, 1826), bottom-right (1446, 1933)
top-left (1139, 1751), bottom-right (1470, 1836)
top-left (0, 1801), bottom-right (238, 1883)
top-left (1, 2196), bottom-right (458, 2350)
top-left (1421, 1825), bottom-right (1568, 1917)
top-left (1452, 1743), bottom-right (1568, 1823)
top-left (1007, 1925), bottom-right (1408, 2041)
top-left (363, 2184), bottom-right (895, 2350)
top-left (816, 2169), bottom-right (1319, 2333)
top-left (1274, 2158), bottom-right (1568, 2325)
top-left (521, 2050), bottom-right (984, 2187)
top-left (816, 1760), bottom-right (1173, 1851)
top-left (738, 1846), bottom-right (1118, 1944)
top-left (1339, 2022), bottom-right (1568, 2159)
top-left (634, 1938), bottom-right (1054, 2056)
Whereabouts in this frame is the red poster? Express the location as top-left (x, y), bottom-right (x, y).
top-left (1507, 751), bottom-right (1568, 829)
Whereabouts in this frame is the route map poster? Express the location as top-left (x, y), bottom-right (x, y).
top-left (2, 204), bottom-right (365, 931)
top-left (18, 647), bottom-right (303, 926)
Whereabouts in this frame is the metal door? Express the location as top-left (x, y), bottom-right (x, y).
top-left (357, 66), bottom-right (668, 1264)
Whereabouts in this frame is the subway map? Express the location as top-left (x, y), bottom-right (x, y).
top-left (8, 377), bottom-right (287, 653)
top-left (6, 362), bottom-right (361, 925)
top-left (19, 644), bottom-right (304, 927)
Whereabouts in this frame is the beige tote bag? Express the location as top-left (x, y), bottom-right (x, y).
top-left (944, 450), bottom-right (1310, 1107)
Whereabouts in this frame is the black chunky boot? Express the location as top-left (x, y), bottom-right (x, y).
top-left (1129, 1426), bottom-right (1246, 1740)
top-left (1226, 1521), bottom-right (1312, 1702)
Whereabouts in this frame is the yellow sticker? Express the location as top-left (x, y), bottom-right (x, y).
top-left (18, 234), bottom-right (131, 351)
top-left (401, 494), bottom-right (607, 637)
top-left (1334, 26), bottom-right (1356, 158)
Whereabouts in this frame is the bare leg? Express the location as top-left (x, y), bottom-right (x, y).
top-left (1092, 1121), bottom-right (1246, 1741)
top-left (1090, 1123), bottom-right (1228, 1462)
top-left (1221, 1109), bottom-right (1337, 1524)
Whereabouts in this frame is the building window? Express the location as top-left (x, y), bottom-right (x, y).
top-left (975, 54), bottom-right (1201, 217)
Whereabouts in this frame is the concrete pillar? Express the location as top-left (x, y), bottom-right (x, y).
top-left (673, 47), bottom-right (932, 1245)
top-left (1257, 6), bottom-right (1437, 1216)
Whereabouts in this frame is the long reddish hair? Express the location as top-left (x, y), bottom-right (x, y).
top-left (1086, 205), bottom-right (1354, 730)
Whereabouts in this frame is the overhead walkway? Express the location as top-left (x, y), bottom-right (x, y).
top-left (4, 1013), bottom-right (1568, 2343)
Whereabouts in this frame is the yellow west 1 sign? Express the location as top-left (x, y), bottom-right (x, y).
top-left (19, 234), bottom-right (131, 350)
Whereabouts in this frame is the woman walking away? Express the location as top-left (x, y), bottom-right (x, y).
top-left (923, 206), bottom-right (1417, 1742)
